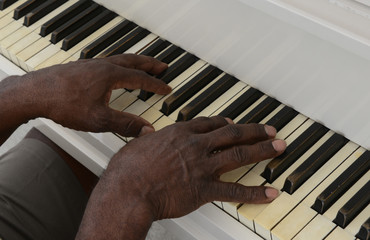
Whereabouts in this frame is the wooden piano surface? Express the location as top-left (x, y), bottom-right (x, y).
top-left (0, 0), bottom-right (369, 239)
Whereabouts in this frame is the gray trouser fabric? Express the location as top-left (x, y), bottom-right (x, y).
top-left (0, 139), bottom-right (88, 240)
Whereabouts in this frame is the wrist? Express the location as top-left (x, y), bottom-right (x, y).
top-left (0, 74), bottom-right (49, 119)
top-left (77, 172), bottom-right (155, 240)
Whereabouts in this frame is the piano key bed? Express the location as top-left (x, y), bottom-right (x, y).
top-left (0, 1), bottom-right (369, 240)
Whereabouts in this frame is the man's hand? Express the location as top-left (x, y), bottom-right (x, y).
top-left (0, 54), bottom-right (171, 140)
top-left (77, 117), bottom-right (287, 240)
top-left (31, 54), bottom-right (171, 136)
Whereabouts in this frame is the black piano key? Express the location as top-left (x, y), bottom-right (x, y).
top-left (261, 122), bottom-right (329, 183)
top-left (97, 27), bottom-right (150, 58)
top-left (40, 0), bottom-right (93, 37)
top-left (265, 106), bottom-right (298, 132)
top-left (282, 133), bottom-right (348, 194)
top-left (177, 74), bottom-right (238, 121)
top-left (155, 45), bottom-right (185, 64)
top-left (139, 53), bottom-right (199, 101)
top-left (334, 181), bottom-right (370, 228)
top-left (0, 0), bottom-right (18, 10)
top-left (13, 0), bottom-right (46, 20)
top-left (236, 97), bottom-right (280, 124)
top-left (312, 150), bottom-right (370, 214)
top-left (80, 19), bottom-right (137, 59)
top-left (139, 38), bottom-right (171, 57)
top-left (218, 88), bottom-right (263, 120)
top-left (23, 0), bottom-right (67, 27)
top-left (356, 218), bottom-right (370, 240)
top-left (161, 65), bottom-right (223, 116)
top-left (62, 9), bottom-right (117, 51)
top-left (50, 3), bottom-right (103, 44)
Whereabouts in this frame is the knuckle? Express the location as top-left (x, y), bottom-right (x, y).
top-left (242, 187), bottom-right (263, 203)
top-left (231, 146), bottom-right (249, 164)
top-left (225, 125), bottom-right (243, 140)
top-left (227, 184), bottom-right (241, 199)
top-left (248, 123), bottom-right (263, 136)
top-left (258, 141), bottom-right (273, 154)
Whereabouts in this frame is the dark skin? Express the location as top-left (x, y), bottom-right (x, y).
top-left (0, 54), bottom-right (287, 239)
top-left (0, 54), bottom-right (171, 144)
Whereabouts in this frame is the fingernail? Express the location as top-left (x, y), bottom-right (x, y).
top-left (139, 126), bottom-right (155, 136)
top-left (272, 139), bottom-right (287, 152)
top-left (265, 187), bottom-right (279, 199)
top-left (225, 118), bottom-right (234, 124)
top-left (264, 125), bottom-right (276, 137)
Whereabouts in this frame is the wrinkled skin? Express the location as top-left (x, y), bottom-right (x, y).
top-left (0, 54), bottom-right (287, 240)
top-left (0, 54), bottom-right (171, 143)
top-left (77, 116), bottom-right (286, 240)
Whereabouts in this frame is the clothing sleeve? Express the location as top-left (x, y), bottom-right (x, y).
top-left (0, 138), bottom-right (88, 240)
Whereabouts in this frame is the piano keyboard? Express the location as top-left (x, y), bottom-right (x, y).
top-left (0, 1), bottom-right (369, 239)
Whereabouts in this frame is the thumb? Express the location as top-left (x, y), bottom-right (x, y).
top-left (105, 108), bottom-right (155, 137)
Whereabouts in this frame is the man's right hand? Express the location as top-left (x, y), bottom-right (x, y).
top-left (77, 117), bottom-right (287, 240)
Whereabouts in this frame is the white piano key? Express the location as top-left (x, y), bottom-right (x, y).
top-left (209, 85), bottom-right (252, 117)
top-left (0, 19), bottom-right (23, 41)
top-left (271, 203), bottom-right (316, 240)
top-left (323, 171), bottom-right (370, 222)
top-left (140, 107), bottom-right (163, 124)
top-left (123, 99), bottom-right (150, 116)
top-left (345, 204), bottom-right (370, 237)
top-left (8, 31), bottom-right (41, 64)
top-left (238, 202), bottom-right (271, 231)
top-left (223, 171), bottom-right (265, 220)
top-left (62, 50), bottom-right (80, 64)
top-left (26, 44), bottom-right (61, 71)
top-left (291, 142), bottom-right (358, 202)
top-left (254, 192), bottom-right (299, 240)
top-left (17, 37), bottom-right (50, 70)
top-left (293, 214), bottom-right (336, 240)
top-left (167, 73), bottom-right (227, 121)
top-left (28, 0), bottom-right (80, 32)
top-left (123, 33), bottom-right (158, 54)
top-left (260, 104), bottom-right (285, 124)
top-left (277, 114), bottom-right (307, 141)
top-left (272, 131), bottom-right (334, 190)
top-left (250, 114), bottom-right (309, 176)
top-left (95, 26), bottom-right (142, 58)
top-left (109, 91), bottom-right (138, 111)
top-left (220, 166), bottom-right (252, 183)
top-left (196, 81), bottom-right (248, 118)
top-left (0, 0), bottom-right (27, 19)
top-left (301, 147), bottom-right (366, 208)
top-left (110, 89), bottom-right (126, 103)
top-left (325, 227), bottom-right (355, 240)
top-left (233, 95), bottom-right (268, 123)
top-left (0, 12), bottom-right (16, 29)
top-left (36, 16), bottom-right (125, 69)
top-left (1, 0), bottom-right (80, 58)
top-left (152, 116), bottom-right (175, 131)
top-left (146, 60), bottom-right (207, 106)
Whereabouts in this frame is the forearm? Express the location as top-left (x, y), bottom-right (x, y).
top-left (76, 174), bottom-right (154, 240)
top-left (0, 75), bottom-right (45, 145)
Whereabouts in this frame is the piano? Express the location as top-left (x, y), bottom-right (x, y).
top-left (0, 0), bottom-right (369, 239)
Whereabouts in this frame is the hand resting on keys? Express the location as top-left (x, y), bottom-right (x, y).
top-left (0, 53), bottom-right (286, 240)
top-left (76, 117), bottom-right (286, 240)
top-left (0, 54), bottom-right (171, 144)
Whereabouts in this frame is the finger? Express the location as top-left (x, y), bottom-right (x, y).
top-left (111, 67), bottom-right (172, 95)
top-left (213, 139), bottom-right (286, 167)
top-left (104, 54), bottom-right (168, 75)
top-left (205, 123), bottom-right (276, 151)
top-left (209, 182), bottom-right (279, 204)
top-left (186, 116), bottom-right (230, 133)
top-left (103, 107), bottom-right (155, 137)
